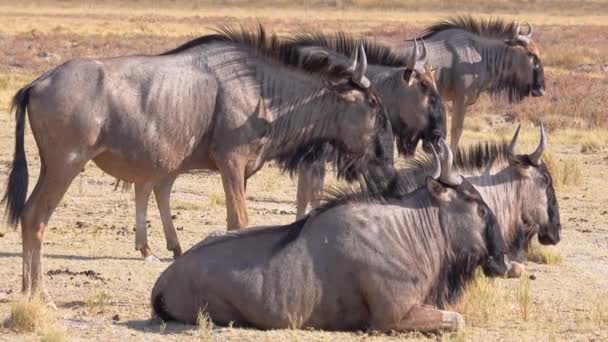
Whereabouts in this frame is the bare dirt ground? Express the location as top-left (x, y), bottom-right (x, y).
top-left (1, 1), bottom-right (608, 341)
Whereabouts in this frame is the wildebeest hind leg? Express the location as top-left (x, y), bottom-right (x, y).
top-left (391, 306), bottom-right (464, 332)
top-left (134, 182), bottom-right (156, 260)
top-left (295, 167), bottom-right (313, 219)
top-left (153, 175), bottom-right (182, 258)
top-left (20, 158), bottom-right (87, 299)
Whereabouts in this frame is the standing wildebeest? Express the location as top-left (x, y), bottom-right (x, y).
top-left (290, 34), bottom-right (447, 217)
top-left (404, 16), bottom-right (545, 150)
top-left (151, 142), bottom-right (509, 332)
top-left (1, 26), bottom-right (394, 298)
top-left (394, 125), bottom-right (560, 277)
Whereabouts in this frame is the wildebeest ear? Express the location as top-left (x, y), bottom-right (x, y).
top-left (403, 69), bottom-right (416, 86)
top-left (426, 176), bottom-right (447, 199)
top-left (509, 155), bottom-right (533, 177)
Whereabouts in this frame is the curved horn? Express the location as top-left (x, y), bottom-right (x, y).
top-left (439, 138), bottom-right (462, 186)
top-left (353, 44), bottom-right (370, 88)
top-left (523, 22), bottom-right (533, 38)
top-left (414, 39), bottom-right (429, 72)
top-left (509, 124), bottom-right (521, 156)
top-left (345, 47), bottom-right (358, 73)
top-left (430, 145), bottom-right (441, 180)
top-left (529, 123), bottom-right (547, 166)
top-left (512, 21), bottom-right (521, 39)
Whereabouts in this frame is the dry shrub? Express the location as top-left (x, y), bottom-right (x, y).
top-left (452, 269), bottom-right (501, 326)
top-left (517, 276), bottom-right (531, 321)
top-left (543, 152), bottom-right (582, 189)
top-left (3, 298), bottom-right (54, 333)
top-left (526, 243), bottom-right (563, 265)
top-left (197, 310), bottom-right (214, 341)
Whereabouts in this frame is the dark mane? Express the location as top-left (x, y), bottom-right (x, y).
top-left (160, 25), bottom-right (352, 80)
top-left (406, 141), bottom-right (511, 174)
top-left (292, 32), bottom-right (408, 68)
top-left (418, 15), bottom-right (517, 41)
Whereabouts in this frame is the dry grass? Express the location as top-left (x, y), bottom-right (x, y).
top-left (452, 269), bottom-right (501, 326)
top-left (517, 276), bottom-right (531, 321)
top-left (206, 191), bottom-right (226, 209)
top-left (543, 152), bottom-right (583, 190)
top-left (85, 291), bottom-right (111, 315)
top-left (526, 243), bottom-right (564, 265)
top-left (40, 329), bottom-right (68, 342)
top-left (197, 310), bottom-right (214, 341)
top-left (3, 298), bottom-right (54, 333)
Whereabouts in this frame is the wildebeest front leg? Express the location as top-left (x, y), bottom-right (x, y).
top-left (378, 305), bottom-right (465, 333)
top-left (217, 159), bottom-right (248, 230)
top-left (449, 96), bottom-right (467, 151)
top-left (295, 164), bottom-right (326, 219)
top-left (153, 174), bottom-right (182, 258)
top-left (134, 182), bottom-right (156, 261)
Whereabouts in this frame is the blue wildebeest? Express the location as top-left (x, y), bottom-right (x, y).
top-left (404, 16), bottom-right (545, 150)
top-left (150, 142), bottom-right (509, 332)
top-left (394, 125), bottom-right (560, 277)
top-left (289, 33), bottom-right (447, 217)
top-left (1, 26), bottom-right (394, 298)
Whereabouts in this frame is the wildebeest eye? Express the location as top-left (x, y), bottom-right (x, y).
top-left (478, 206), bottom-right (488, 218)
top-left (541, 172), bottom-right (551, 185)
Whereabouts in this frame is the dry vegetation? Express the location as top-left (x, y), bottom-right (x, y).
top-left (1, 0), bottom-right (608, 341)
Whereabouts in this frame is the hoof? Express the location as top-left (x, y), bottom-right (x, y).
top-left (507, 261), bottom-right (525, 278)
top-left (144, 255), bottom-right (161, 263)
top-left (172, 246), bottom-right (183, 259)
top-left (442, 311), bottom-right (465, 331)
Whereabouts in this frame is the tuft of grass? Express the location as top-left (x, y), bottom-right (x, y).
top-left (3, 298), bottom-right (54, 333)
top-left (173, 199), bottom-right (204, 211)
top-left (517, 276), bottom-right (531, 321)
top-left (452, 268), bottom-right (501, 326)
top-left (206, 192), bottom-right (226, 208)
top-left (543, 152), bottom-right (583, 189)
top-left (580, 136), bottom-right (604, 154)
top-left (591, 296), bottom-right (608, 327)
top-left (197, 310), bottom-right (214, 341)
top-left (85, 291), bottom-right (111, 315)
top-left (526, 243), bottom-right (564, 265)
top-left (40, 329), bottom-right (68, 342)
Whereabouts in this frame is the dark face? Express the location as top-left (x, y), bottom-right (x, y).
top-left (335, 88), bottom-right (395, 182)
top-left (530, 54), bottom-right (545, 97)
top-left (430, 178), bottom-right (508, 277)
top-left (395, 70), bottom-right (447, 156)
top-left (536, 163), bottom-right (561, 245)
top-left (513, 156), bottom-right (561, 245)
top-left (456, 181), bottom-right (509, 277)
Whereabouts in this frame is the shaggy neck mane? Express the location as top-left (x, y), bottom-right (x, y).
top-left (418, 15), bottom-right (518, 41)
top-left (293, 32), bottom-right (408, 68)
top-left (160, 25), bottom-right (352, 80)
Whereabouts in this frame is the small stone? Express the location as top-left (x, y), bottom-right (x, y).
top-left (529, 274), bottom-right (537, 280)
top-left (112, 314), bottom-right (120, 321)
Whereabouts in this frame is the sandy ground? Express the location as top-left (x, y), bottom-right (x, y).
top-left (0, 110), bottom-right (607, 341)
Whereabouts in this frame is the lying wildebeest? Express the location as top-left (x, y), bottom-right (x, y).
top-left (394, 125), bottom-right (560, 277)
top-left (1, 25), bottom-right (394, 297)
top-left (405, 16), bottom-right (545, 150)
top-left (151, 141), bottom-right (509, 332)
top-left (290, 34), bottom-right (447, 217)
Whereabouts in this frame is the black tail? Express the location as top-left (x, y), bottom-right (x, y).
top-left (152, 292), bottom-right (176, 322)
top-left (2, 85), bottom-right (31, 227)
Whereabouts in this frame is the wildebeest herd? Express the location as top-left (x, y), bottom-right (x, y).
top-left (2, 16), bottom-right (559, 332)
